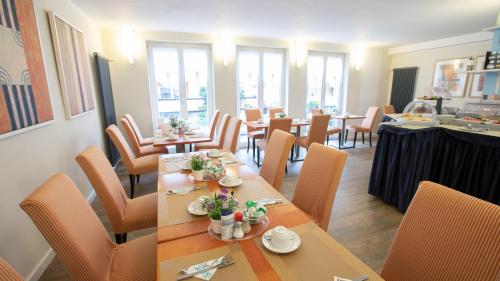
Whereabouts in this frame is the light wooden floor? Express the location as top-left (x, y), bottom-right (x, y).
top-left (39, 139), bottom-right (403, 280)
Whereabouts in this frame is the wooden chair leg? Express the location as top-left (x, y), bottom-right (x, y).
top-left (285, 165), bottom-right (288, 174)
top-left (338, 133), bottom-right (342, 149)
top-left (247, 137), bottom-right (250, 153)
top-left (252, 139), bottom-right (256, 159)
top-left (369, 132), bottom-right (373, 147)
top-left (326, 135), bottom-right (330, 145)
top-left (353, 132), bottom-right (358, 148)
top-left (257, 147), bottom-right (261, 167)
top-left (362, 132), bottom-right (365, 144)
top-left (136, 174), bottom-right (140, 184)
top-left (115, 233), bottom-right (122, 244)
top-left (345, 130), bottom-right (349, 142)
top-left (290, 145), bottom-right (295, 162)
top-left (122, 233), bottom-right (127, 243)
top-left (128, 174), bottom-right (135, 199)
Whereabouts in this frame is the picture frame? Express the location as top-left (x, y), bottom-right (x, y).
top-left (469, 55), bottom-right (486, 98)
top-left (48, 11), bottom-right (95, 119)
top-left (0, 0), bottom-right (54, 140)
top-left (432, 58), bottom-right (469, 98)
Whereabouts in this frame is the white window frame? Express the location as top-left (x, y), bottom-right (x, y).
top-left (147, 41), bottom-right (214, 129)
top-left (236, 46), bottom-right (287, 116)
top-left (306, 51), bottom-right (347, 113)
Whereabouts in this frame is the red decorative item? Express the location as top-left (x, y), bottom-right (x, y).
top-left (234, 211), bottom-right (243, 222)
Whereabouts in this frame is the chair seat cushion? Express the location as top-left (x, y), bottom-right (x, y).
top-left (295, 136), bottom-right (308, 148)
top-left (194, 141), bottom-right (221, 151)
top-left (346, 124), bottom-right (371, 132)
top-left (327, 127), bottom-right (341, 135)
top-left (109, 233), bottom-right (156, 281)
top-left (139, 137), bottom-right (154, 146)
top-left (120, 193), bottom-right (157, 233)
top-left (248, 130), bottom-right (265, 139)
top-left (256, 140), bottom-right (267, 151)
top-left (130, 154), bottom-right (158, 175)
top-left (138, 144), bottom-right (167, 157)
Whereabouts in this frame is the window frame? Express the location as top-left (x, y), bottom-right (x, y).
top-left (236, 46), bottom-right (287, 117)
top-left (306, 51), bottom-right (347, 114)
top-left (147, 41), bottom-right (214, 129)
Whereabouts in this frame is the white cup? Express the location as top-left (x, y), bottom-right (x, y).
top-left (271, 226), bottom-right (292, 249)
top-left (223, 175), bottom-right (239, 185)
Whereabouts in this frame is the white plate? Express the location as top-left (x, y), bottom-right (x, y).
top-left (261, 229), bottom-right (301, 254)
top-left (187, 200), bottom-right (207, 216)
top-left (218, 177), bottom-right (242, 188)
top-left (184, 131), bottom-right (196, 135)
top-left (179, 162), bottom-right (191, 170)
top-left (208, 152), bottom-right (224, 158)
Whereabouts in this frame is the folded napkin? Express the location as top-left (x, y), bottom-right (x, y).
top-left (181, 256), bottom-right (224, 280)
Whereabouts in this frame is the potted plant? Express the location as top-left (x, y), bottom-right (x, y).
top-left (201, 189), bottom-right (238, 235)
top-left (190, 155), bottom-right (206, 181)
top-left (278, 112), bottom-right (286, 118)
top-left (204, 161), bottom-right (224, 180)
top-left (169, 117), bottom-right (178, 131)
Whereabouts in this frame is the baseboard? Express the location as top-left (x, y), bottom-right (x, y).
top-left (26, 190), bottom-right (96, 281)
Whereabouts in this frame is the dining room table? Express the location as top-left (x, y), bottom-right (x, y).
top-left (331, 114), bottom-right (366, 148)
top-left (156, 150), bottom-right (384, 280)
top-left (153, 130), bottom-right (212, 153)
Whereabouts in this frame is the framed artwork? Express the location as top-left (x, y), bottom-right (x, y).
top-left (48, 11), bottom-right (95, 119)
top-left (469, 55), bottom-right (486, 97)
top-left (0, 0), bottom-right (54, 139)
top-left (432, 58), bottom-right (468, 97)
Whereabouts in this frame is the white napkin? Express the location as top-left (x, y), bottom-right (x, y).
top-left (181, 256), bottom-right (224, 280)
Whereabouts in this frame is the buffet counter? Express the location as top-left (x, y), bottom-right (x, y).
top-left (368, 124), bottom-right (500, 212)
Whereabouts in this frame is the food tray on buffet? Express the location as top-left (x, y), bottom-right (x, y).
top-left (452, 101), bottom-right (500, 131)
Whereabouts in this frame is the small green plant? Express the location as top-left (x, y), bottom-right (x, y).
top-left (279, 112), bottom-right (286, 118)
top-left (190, 155), bottom-right (206, 171)
top-left (201, 189), bottom-right (238, 220)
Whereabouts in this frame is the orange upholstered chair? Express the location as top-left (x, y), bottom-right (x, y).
top-left (222, 117), bottom-right (242, 153)
top-left (244, 109), bottom-right (265, 157)
top-left (256, 118), bottom-right (292, 166)
top-left (383, 105), bottom-right (395, 114)
top-left (292, 114), bottom-right (330, 161)
top-left (207, 110), bottom-right (221, 140)
top-left (20, 174), bottom-right (156, 281)
top-left (311, 109), bottom-right (341, 148)
top-left (381, 181), bottom-right (500, 281)
top-left (259, 130), bottom-right (295, 190)
top-left (292, 143), bottom-right (348, 230)
top-left (120, 117), bottom-right (166, 157)
top-left (195, 114), bottom-right (230, 151)
top-left (106, 125), bottom-right (158, 198)
top-left (76, 146), bottom-right (157, 244)
top-left (268, 107), bottom-right (284, 119)
top-left (123, 114), bottom-right (154, 146)
top-left (0, 257), bottom-right (23, 281)
top-left (345, 106), bottom-right (379, 147)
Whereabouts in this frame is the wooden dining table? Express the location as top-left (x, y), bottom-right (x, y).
top-left (156, 151), bottom-right (384, 280)
top-left (153, 130), bottom-right (211, 152)
top-left (332, 115), bottom-right (366, 148)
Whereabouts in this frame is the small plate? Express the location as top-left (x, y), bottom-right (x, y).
top-left (261, 229), bottom-right (301, 254)
top-left (218, 177), bottom-right (242, 188)
top-left (208, 151), bottom-right (224, 158)
top-left (184, 131), bottom-right (196, 135)
top-left (187, 200), bottom-right (207, 216)
top-left (179, 162), bottom-right (191, 170)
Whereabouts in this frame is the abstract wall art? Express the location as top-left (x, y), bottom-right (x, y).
top-left (0, 0), bottom-right (54, 139)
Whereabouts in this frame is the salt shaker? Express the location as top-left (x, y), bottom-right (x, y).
top-left (233, 222), bottom-right (244, 239)
top-left (242, 219), bottom-right (251, 234)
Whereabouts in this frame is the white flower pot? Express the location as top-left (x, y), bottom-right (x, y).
top-left (210, 218), bottom-right (221, 234)
top-left (192, 170), bottom-right (204, 181)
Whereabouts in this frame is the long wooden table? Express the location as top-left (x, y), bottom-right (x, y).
top-left (157, 151), bottom-right (384, 280)
top-left (153, 131), bottom-right (211, 152)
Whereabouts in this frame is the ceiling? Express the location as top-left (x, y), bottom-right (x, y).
top-left (72, 0), bottom-right (499, 47)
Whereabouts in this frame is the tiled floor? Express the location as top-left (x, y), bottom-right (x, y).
top-left (39, 139), bottom-right (403, 280)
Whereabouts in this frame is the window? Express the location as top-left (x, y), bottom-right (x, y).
top-left (306, 52), bottom-right (345, 114)
top-left (148, 43), bottom-right (213, 128)
top-left (237, 47), bottom-right (286, 119)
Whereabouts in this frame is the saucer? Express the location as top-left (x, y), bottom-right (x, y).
top-left (208, 151), bottom-right (224, 158)
top-left (218, 177), bottom-right (242, 188)
top-left (261, 229), bottom-right (301, 254)
top-left (187, 200), bottom-right (207, 216)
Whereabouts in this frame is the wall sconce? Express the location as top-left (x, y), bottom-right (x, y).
top-left (219, 33), bottom-right (234, 66)
top-left (292, 40), bottom-right (307, 68)
top-left (353, 44), bottom-right (364, 71)
top-left (119, 27), bottom-right (137, 64)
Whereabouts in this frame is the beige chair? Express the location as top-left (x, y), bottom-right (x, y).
top-left (381, 181), bottom-right (500, 281)
top-left (259, 130), bottom-right (295, 190)
top-left (106, 125), bottom-right (158, 198)
top-left (195, 114), bottom-right (230, 151)
top-left (256, 118), bottom-right (292, 166)
top-left (207, 110), bottom-right (221, 140)
top-left (120, 117), bottom-right (166, 157)
top-left (0, 257), bottom-right (23, 281)
top-left (345, 106), bottom-right (379, 147)
top-left (244, 109), bottom-right (265, 157)
top-left (383, 105), bottom-right (395, 115)
top-left (268, 107), bottom-right (284, 119)
top-left (292, 143), bottom-right (348, 230)
top-left (311, 108), bottom-right (342, 148)
top-left (221, 117), bottom-right (242, 153)
top-left (20, 174), bottom-right (156, 281)
top-left (76, 146), bottom-right (157, 244)
top-left (292, 114), bottom-right (330, 161)
top-left (123, 114), bottom-right (154, 146)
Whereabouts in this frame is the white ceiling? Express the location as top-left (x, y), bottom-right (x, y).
top-left (72, 0), bottom-right (499, 47)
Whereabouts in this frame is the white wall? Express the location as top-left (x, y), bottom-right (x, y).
top-left (388, 41), bottom-right (491, 108)
top-left (100, 29), bottom-right (390, 135)
top-left (0, 0), bottom-right (104, 279)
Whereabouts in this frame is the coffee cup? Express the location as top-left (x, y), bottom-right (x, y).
top-left (270, 226), bottom-right (292, 249)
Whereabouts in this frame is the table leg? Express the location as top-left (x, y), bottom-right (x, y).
top-left (176, 144), bottom-right (185, 153)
